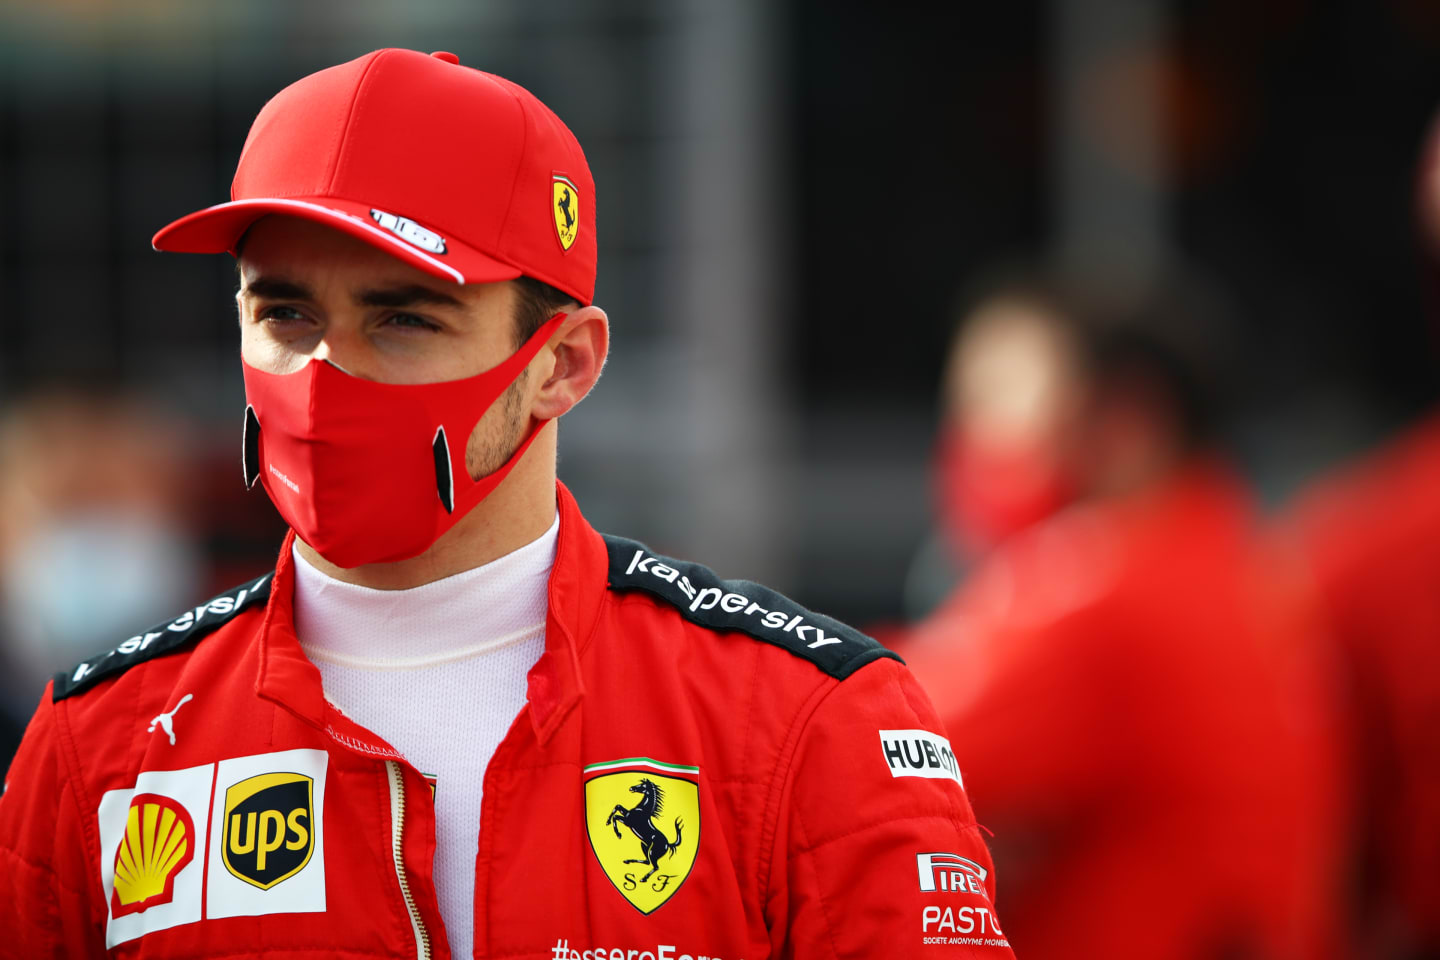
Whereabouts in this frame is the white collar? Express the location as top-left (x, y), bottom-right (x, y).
top-left (291, 517), bottom-right (559, 668)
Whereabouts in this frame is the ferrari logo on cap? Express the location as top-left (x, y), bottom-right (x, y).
top-left (552, 175), bottom-right (580, 251)
top-left (584, 757), bottom-right (700, 914)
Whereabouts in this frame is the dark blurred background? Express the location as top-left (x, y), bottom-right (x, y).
top-left (1, 0), bottom-right (1438, 780)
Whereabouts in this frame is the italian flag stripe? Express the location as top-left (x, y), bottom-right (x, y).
top-left (582, 757), bottom-right (700, 775)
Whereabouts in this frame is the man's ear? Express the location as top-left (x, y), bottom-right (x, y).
top-left (530, 305), bottom-right (609, 421)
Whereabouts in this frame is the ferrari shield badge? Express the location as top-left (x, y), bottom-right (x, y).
top-left (584, 757), bottom-right (700, 914)
top-left (552, 175), bottom-right (580, 251)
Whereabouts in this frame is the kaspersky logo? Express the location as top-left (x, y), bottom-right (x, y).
top-left (222, 772), bottom-right (315, 890)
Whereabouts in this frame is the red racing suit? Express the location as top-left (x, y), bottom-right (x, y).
top-left (900, 463), bottom-right (1348, 960)
top-left (1288, 412), bottom-right (1440, 956)
top-left (0, 482), bottom-right (1013, 959)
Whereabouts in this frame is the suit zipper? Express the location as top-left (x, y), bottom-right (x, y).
top-left (387, 760), bottom-right (432, 960)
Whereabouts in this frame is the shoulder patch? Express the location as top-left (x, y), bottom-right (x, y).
top-left (604, 535), bottom-right (901, 680)
top-left (52, 572), bottom-right (274, 701)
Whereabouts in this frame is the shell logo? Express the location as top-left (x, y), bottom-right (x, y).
top-left (110, 793), bottom-right (197, 918)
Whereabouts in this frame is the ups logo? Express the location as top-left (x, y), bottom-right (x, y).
top-left (222, 772), bottom-right (315, 890)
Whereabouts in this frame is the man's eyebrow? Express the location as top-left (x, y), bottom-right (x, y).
top-left (241, 276), bottom-right (313, 301)
top-left (357, 284), bottom-right (465, 309)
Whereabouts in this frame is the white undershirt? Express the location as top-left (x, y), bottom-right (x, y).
top-left (290, 518), bottom-right (557, 960)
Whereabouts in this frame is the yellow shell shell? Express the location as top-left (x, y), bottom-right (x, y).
top-left (112, 795), bottom-right (194, 913)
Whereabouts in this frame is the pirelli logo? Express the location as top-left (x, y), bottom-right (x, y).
top-left (917, 852), bottom-right (988, 894)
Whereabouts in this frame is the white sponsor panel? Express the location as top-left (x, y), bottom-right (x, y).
top-left (207, 748), bottom-right (328, 919)
top-left (916, 852), bottom-right (988, 894)
top-left (99, 762), bottom-right (214, 948)
top-left (879, 730), bottom-right (964, 787)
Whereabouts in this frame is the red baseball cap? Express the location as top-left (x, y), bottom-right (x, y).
top-left (153, 48), bottom-right (596, 305)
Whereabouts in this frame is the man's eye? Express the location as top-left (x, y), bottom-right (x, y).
top-left (384, 313), bottom-right (440, 331)
top-left (259, 305), bottom-right (308, 323)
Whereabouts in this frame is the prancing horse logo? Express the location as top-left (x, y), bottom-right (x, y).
top-left (552, 175), bottom-right (580, 251)
top-left (584, 759), bottom-right (700, 914)
top-left (606, 778), bottom-right (684, 882)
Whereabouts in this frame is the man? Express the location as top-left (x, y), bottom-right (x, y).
top-left (1289, 404), bottom-right (1440, 960)
top-left (1279, 107), bottom-right (1440, 960)
top-left (901, 280), bottom-right (1348, 959)
top-left (0, 391), bottom-right (202, 744)
top-left (0, 49), bottom-right (1013, 959)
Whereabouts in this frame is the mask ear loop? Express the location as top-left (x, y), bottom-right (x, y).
top-left (243, 405), bottom-right (261, 489)
top-left (437, 311), bottom-right (572, 513)
top-left (433, 426), bottom-right (455, 513)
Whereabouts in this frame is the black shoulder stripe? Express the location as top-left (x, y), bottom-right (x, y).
top-left (52, 572), bottom-right (274, 701)
top-left (604, 535), bottom-right (901, 680)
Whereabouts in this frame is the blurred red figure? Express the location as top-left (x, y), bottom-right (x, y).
top-left (902, 282), bottom-right (1350, 960)
top-left (1288, 415), bottom-right (1440, 959)
top-left (1278, 114), bottom-right (1440, 960)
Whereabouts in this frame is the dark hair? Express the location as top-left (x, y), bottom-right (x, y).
top-left (949, 264), bottom-right (1230, 452)
top-left (512, 275), bottom-right (578, 346)
top-left (1085, 320), bottom-right (1219, 450)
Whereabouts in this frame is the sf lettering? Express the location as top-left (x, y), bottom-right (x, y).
top-left (922, 905), bottom-right (1004, 937)
top-left (229, 807), bottom-right (310, 871)
top-left (622, 872), bottom-right (678, 893)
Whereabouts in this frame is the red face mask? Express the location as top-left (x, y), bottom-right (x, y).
top-left (933, 426), bottom-right (1076, 556)
top-left (241, 312), bottom-right (568, 568)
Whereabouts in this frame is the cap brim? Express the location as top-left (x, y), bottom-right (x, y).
top-left (152, 197), bottom-right (522, 287)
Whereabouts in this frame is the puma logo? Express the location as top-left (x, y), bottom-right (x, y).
top-left (148, 693), bottom-right (193, 746)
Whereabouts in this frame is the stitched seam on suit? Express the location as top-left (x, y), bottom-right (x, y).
top-left (325, 726), bottom-right (403, 759)
top-left (739, 636), bottom-right (761, 797)
top-left (796, 812), bottom-right (984, 858)
top-left (0, 842), bottom-right (64, 947)
top-left (794, 837), bottom-right (844, 960)
top-left (881, 667), bottom-right (973, 840)
top-left (51, 695), bottom-right (105, 909)
top-left (754, 673), bottom-right (835, 923)
top-left (0, 841), bottom-right (91, 900)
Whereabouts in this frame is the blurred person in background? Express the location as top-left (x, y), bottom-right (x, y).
top-left (900, 276), bottom-right (1350, 960)
top-left (0, 389), bottom-right (203, 764)
top-left (1279, 107), bottom-right (1440, 960)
